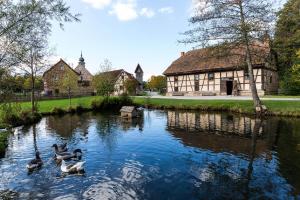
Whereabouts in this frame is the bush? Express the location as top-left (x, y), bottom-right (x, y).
top-left (51, 107), bottom-right (66, 115)
top-left (0, 131), bottom-right (10, 157)
top-left (91, 95), bottom-right (133, 110)
top-left (68, 107), bottom-right (76, 114)
top-left (76, 105), bottom-right (85, 113)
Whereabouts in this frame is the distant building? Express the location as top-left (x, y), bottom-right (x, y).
top-left (43, 54), bottom-right (93, 96)
top-left (99, 64), bottom-right (144, 96)
top-left (163, 39), bottom-right (279, 96)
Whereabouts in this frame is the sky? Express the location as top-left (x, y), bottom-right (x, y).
top-left (49, 0), bottom-right (286, 80)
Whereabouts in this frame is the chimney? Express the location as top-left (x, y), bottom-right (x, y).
top-left (181, 52), bottom-right (185, 57)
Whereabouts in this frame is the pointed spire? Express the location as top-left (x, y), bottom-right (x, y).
top-left (79, 51), bottom-right (85, 67)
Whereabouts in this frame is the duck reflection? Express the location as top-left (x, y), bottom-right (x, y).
top-left (166, 111), bottom-right (277, 158)
top-left (46, 113), bottom-right (91, 138)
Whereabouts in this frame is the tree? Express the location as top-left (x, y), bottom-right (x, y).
top-left (274, 0), bottom-right (300, 76)
top-left (148, 76), bottom-right (167, 94)
top-left (181, 0), bottom-right (276, 113)
top-left (281, 50), bottom-right (300, 94)
top-left (3, 0), bottom-right (80, 113)
top-left (124, 79), bottom-right (138, 95)
top-left (59, 70), bottom-right (79, 107)
top-left (0, 0), bottom-right (80, 69)
top-left (93, 59), bottom-right (115, 96)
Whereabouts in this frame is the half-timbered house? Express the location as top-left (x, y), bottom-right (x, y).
top-left (99, 64), bottom-right (144, 96)
top-left (163, 40), bottom-right (279, 96)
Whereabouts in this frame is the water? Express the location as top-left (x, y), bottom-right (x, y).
top-left (0, 110), bottom-right (300, 199)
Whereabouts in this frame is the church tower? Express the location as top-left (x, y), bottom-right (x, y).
top-left (135, 64), bottom-right (143, 84)
top-left (78, 51), bottom-right (85, 67)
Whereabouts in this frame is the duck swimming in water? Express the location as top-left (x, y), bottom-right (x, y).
top-left (61, 160), bottom-right (85, 174)
top-left (26, 151), bottom-right (43, 172)
top-left (55, 149), bottom-right (82, 161)
top-left (52, 143), bottom-right (68, 153)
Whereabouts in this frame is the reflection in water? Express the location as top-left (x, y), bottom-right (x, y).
top-left (167, 111), bottom-right (276, 157)
top-left (0, 110), bottom-right (300, 199)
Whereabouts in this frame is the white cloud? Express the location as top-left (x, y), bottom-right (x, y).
top-left (158, 7), bottom-right (174, 14)
top-left (82, 0), bottom-right (112, 9)
top-left (109, 0), bottom-right (138, 21)
top-left (140, 8), bottom-right (155, 18)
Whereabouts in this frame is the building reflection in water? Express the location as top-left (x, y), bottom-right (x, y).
top-left (46, 113), bottom-right (91, 138)
top-left (166, 110), bottom-right (277, 158)
top-left (120, 112), bottom-right (144, 132)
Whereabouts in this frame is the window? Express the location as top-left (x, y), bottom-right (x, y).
top-left (270, 75), bottom-right (273, 84)
top-left (121, 75), bottom-right (124, 81)
top-left (120, 86), bottom-right (124, 90)
top-left (174, 76), bottom-right (178, 82)
top-left (60, 64), bottom-right (64, 70)
top-left (195, 75), bottom-right (199, 91)
top-left (244, 70), bottom-right (249, 80)
top-left (208, 73), bottom-right (214, 80)
top-left (174, 86), bottom-right (179, 92)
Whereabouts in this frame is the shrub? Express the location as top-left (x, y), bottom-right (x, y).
top-left (0, 131), bottom-right (10, 157)
top-left (68, 107), bottom-right (76, 114)
top-left (76, 105), bottom-right (85, 113)
top-left (51, 107), bottom-right (66, 115)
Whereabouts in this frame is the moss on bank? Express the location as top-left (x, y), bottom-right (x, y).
top-left (0, 131), bottom-right (10, 157)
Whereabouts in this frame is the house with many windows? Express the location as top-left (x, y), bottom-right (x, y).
top-left (163, 39), bottom-right (279, 96)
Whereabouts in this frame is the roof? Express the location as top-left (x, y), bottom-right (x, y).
top-left (99, 69), bottom-right (138, 83)
top-left (120, 106), bottom-right (136, 113)
top-left (163, 40), bottom-right (275, 76)
top-left (134, 64), bottom-right (143, 73)
top-left (74, 64), bottom-right (93, 81)
top-left (43, 59), bottom-right (79, 77)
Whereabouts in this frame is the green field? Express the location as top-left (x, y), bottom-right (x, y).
top-left (16, 96), bottom-right (300, 117)
top-left (20, 96), bottom-right (100, 113)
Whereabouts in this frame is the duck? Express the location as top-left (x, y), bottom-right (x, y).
top-left (52, 143), bottom-right (68, 153)
top-left (61, 160), bottom-right (85, 174)
top-left (55, 149), bottom-right (82, 161)
top-left (26, 151), bottom-right (43, 172)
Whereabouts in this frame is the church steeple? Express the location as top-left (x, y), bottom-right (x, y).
top-left (79, 51), bottom-right (85, 67)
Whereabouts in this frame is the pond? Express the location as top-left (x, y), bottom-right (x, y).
top-left (0, 110), bottom-right (300, 199)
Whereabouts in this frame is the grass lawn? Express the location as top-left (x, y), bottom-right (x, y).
top-left (264, 95), bottom-right (300, 98)
top-left (12, 95), bottom-right (300, 117)
top-left (20, 96), bottom-right (101, 113)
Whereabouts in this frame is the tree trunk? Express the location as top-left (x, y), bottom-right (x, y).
top-left (30, 63), bottom-right (35, 114)
top-left (238, 1), bottom-right (264, 113)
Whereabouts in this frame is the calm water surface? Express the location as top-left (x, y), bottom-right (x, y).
top-left (0, 110), bottom-right (300, 199)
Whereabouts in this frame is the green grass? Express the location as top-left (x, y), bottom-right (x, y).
top-left (20, 96), bottom-right (101, 113)
top-left (8, 95), bottom-right (300, 117)
top-left (133, 97), bottom-right (300, 117)
top-left (0, 131), bottom-right (9, 156)
top-left (264, 95), bottom-right (300, 98)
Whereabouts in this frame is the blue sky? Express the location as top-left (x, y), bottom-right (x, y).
top-left (49, 0), bottom-right (286, 80)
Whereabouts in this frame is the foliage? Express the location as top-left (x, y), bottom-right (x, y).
top-left (0, 0), bottom-right (80, 69)
top-left (274, 0), bottom-right (300, 77)
top-left (280, 51), bottom-right (300, 95)
top-left (124, 79), bottom-right (138, 95)
top-left (91, 95), bottom-right (133, 110)
top-left (93, 59), bottom-right (115, 96)
top-left (23, 77), bottom-right (43, 92)
top-left (0, 131), bottom-right (10, 157)
top-left (59, 70), bottom-right (79, 107)
top-left (148, 76), bottom-right (167, 94)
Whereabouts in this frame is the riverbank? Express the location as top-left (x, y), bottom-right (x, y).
top-left (134, 97), bottom-right (300, 117)
top-left (11, 96), bottom-right (300, 117)
top-left (0, 131), bottom-right (9, 157)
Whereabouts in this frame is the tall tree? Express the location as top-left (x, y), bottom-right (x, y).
top-left (182, 0), bottom-right (276, 113)
top-left (0, 0), bottom-right (80, 113)
top-left (148, 75), bottom-right (167, 94)
top-left (0, 0), bottom-right (80, 69)
top-left (274, 0), bottom-right (300, 76)
top-left (93, 59), bottom-right (115, 97)
top-left (124, 79), bottom-right (138, 95)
